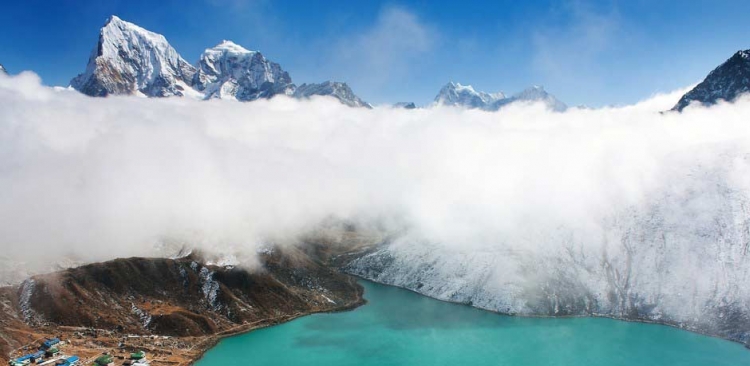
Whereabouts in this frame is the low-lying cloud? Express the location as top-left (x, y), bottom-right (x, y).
top-left (0, 71), bottom-right (749, 281)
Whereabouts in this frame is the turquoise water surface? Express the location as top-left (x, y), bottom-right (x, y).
top-left (196, 281), bottom-right (750, 366)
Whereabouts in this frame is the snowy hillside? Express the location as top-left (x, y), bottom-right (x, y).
top-left (345, 144), bottom-right (750, 345)
top-left (0, 63), bottom-right (6, 75)
top-left (674, 50), bottom-right (750, 111)
top-left (70, 16), bottom-right (197, 97)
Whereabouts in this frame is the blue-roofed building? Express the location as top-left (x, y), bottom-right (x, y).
top-left (29, 351), bottom-right (45, 363)
top-left (41, 338), bottom-right (60, 350)
top-left (66, 356), bottom-right (79, 365)
top-left (13, 354), bottom-right (32, 365)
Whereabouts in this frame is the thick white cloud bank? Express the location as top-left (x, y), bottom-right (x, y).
top-left (2, 72), bottom-right (750, 341)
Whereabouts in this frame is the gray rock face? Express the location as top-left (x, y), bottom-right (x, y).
top-left (193, 40), bottom-right (294, 101)
top-left (674, 50), bottom-right (750, 111)
top-left (70, 16), bottom-right (196, 97)
top-left (293, 81), bottom-right (372, 108)
top-left (435, 82), bottom-right (566, 111)
top-left (342, 144), bottom-right (750, 346)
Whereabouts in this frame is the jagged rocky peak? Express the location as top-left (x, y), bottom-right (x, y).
top-left (293, 81), bottom-right (372, 108)
top-left (193, 40), bottom-right (294, 101)
top-left (70, 15), bottom-right (197, 97)
top-left (673, 49), bottom-right (750, 111)
top-left (434, 81), bottom-right (505, 109)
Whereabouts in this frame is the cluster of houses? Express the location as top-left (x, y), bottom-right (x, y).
top-left (92, 351), bottom-right (147, 366)
top-left (9, 339), bottom-right (146, 366)
top-left (8, 338), bottom-right (78, 366)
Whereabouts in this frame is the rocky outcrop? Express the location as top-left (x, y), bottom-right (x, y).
top-left (0, 64), bottom-right (7, 75)
top-left (673, 50), bottom-right (750, 111)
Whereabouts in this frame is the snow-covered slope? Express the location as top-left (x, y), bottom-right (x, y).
top-left (435, 82), bottom-right (566, 111)
top-left (344, 145), bottom-right (750, 345)
top-left (674, 50), bottom-right (750, 111)
top-left (434, 82), bottom-right (505, 109)
top-left (293, 81), bottom-right (372, 108)
top-left (70, 16), bottom-right (196, 97)
top-left (0, 63), bottom-right (7, 75)
top-left (193, 40), bottom-right (294, 101)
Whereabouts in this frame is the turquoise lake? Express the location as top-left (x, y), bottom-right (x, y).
top-left (196, 281), bottom-right (750, 366)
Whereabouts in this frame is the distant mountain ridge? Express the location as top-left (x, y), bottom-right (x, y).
top-left (434, 82), bottom-right (567, 111)
top-left (70, 16), bottom-right (368, 107)
top-left (0, 63), bottom-right (7, 75)
top-left (673, 49), bottom-right (750, 111)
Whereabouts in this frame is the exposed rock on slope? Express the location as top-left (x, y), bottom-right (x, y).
top-left (294, 81), bottom-right (372, 108)
top-left (193, 40), bottom-right (294, 101)
top-left (70, 16), bottom-right (196, 97)
top-left (0, 64), bottom-right (7, 75)
top-left (674, 49), bottom-right (750, 111)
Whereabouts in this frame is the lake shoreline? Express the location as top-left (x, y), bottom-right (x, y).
top-left (344, 274), bottom-right (750, 352)
top-left (188, 275), bottom-right (367, 365)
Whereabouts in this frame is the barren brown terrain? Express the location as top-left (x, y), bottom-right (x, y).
top-left (0, 238), bottom-right (373, 366)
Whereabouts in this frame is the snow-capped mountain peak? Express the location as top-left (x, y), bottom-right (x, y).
top-left (434, 82), bottom-right (505, 109)
top-left (435, 82), bottom-right (566, 111)
top-left (0, 63), bottom-right (7, 75)
top-left (493, 85), bottom-right (568, 111)
top-left (293, 81), bottom-right (372, 108)
top-left (673, 49), bottom-right (750, 111)
top-left (70, 15), bottom-right (196, 97)
top-left (192, 40), bottom-right (293, 101)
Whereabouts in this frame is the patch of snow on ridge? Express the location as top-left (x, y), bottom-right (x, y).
top-left (18, 279), bottom-right (38, 323)
top-left (199, 267), bottom-right (221, 311)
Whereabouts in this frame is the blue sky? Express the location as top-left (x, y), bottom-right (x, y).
top-left (1, 0), bottom-right (750, 106)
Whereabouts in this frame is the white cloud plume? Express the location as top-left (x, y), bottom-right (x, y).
top-left (332, 6), bottom-right (436, 92)
top-left (0, 71), bottom-right (749, 286)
